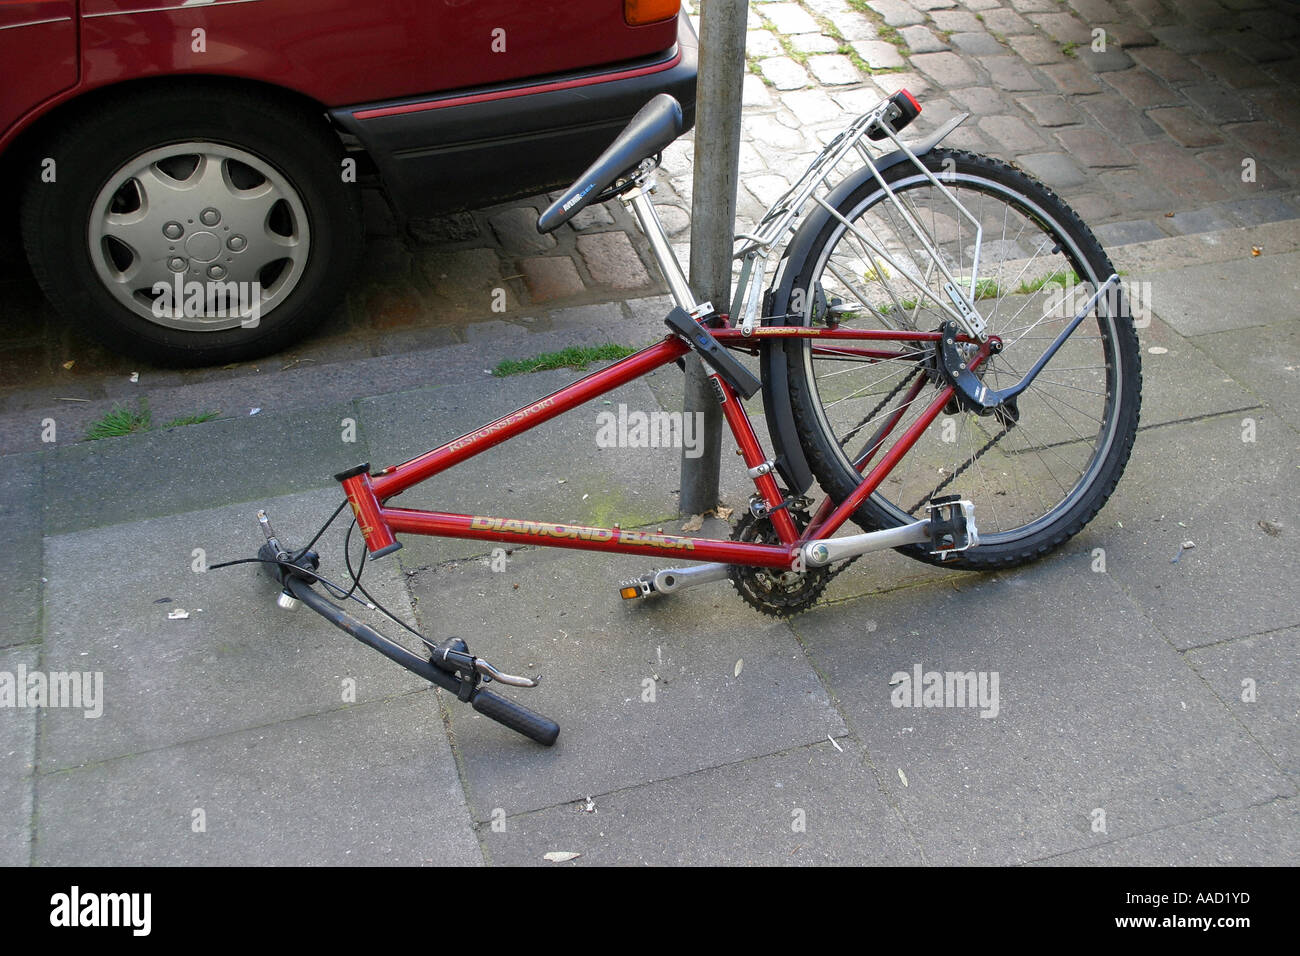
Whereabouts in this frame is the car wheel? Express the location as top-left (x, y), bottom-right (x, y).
top-left (21, 86), bottom-right (363, 367)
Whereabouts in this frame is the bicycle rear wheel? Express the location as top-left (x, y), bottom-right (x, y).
top-left (782, 149), bottom-right (1141, 569)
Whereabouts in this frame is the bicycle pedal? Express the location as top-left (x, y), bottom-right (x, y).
top-left (618, 576), bottom-right (656, 600)
top-left (927, 495), bottom-right (979, 557)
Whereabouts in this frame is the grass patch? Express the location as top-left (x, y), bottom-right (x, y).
top-left (878, 297), bottom-right (917, 316)
top-left (776, 32), bottom-right (811, 67)
top-left (159, 411), bottom-right (222, 428)
top-left (876, 23), bottom-right (906, 48)
top-left (746, 54), bottom-right (772, 85)
top-left (83, 398), bottom-right (220, 441)
top-left (1015, 269), bottom-right (1080, 295)
top-left (83, 400), bottom-right (153, 441)
top-left (845, 0), bottom-right (911, 70)
top-left (492, 344), bottom-right (636, 377)
top-left (1061, 41), bottom-right (1079, 57)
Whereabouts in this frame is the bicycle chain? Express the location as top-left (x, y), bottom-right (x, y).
top-left (823, 355), bottom-right (1013, 586)
top-left (815, 362), bottom-right (928, 590)
top-left (906, 418), bottom-right (1014, 516)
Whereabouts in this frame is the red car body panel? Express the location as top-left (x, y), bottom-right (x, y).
top-left (1, 0), bottom-right (683, 155)
top-left (0, 2), bottom-right (80, 150)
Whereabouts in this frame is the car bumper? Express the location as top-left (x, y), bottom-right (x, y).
top-left (331, 12), bottom-right (698, 219)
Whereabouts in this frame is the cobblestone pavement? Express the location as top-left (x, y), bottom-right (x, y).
top-left (706, 0), bottom-right (1300, 252)
top-left (1, 0), bottom-right (1297, 403)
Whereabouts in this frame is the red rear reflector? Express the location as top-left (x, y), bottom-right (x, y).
top-left (900, 88), bottom-right (922, 113)
top-left (625, 0), bottom-right (680, 26)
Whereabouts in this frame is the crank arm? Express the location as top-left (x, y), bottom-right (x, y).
top-left (801, 500), bottom-right (978, 567)
top-left (619, 562), bottom-right (733, 599)
top-left (800, 518), bottom-right (933, 567)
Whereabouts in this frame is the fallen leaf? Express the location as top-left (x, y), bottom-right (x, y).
top-left (734, 658), bottom-right (744, 678)
top-left (1258, 519), bottom-right (1283, 537)
top-left (680, 514), bottom-right (704, 532)
top-left (543, 851), bottom-right (581, 863)
top-left (62, 360), bottom-right (75, 370)
top-left (898, 768), bottom-right (909, 788)
top-left (714, 505), bottom-right (734, 520)
top-left (1251, 246), bottom-right (1262, 257)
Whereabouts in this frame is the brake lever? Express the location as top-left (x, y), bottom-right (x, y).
top-left (475, 659), bottom-right (539, 688)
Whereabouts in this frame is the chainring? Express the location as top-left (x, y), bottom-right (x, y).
top-left (728, 506), bottom-right (832, 617)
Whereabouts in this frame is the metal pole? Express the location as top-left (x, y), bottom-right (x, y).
top-left (680, 0), bottom-right (748, 517)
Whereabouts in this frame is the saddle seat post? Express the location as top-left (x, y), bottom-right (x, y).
top-left (623, 185), bottom-right (703, 316)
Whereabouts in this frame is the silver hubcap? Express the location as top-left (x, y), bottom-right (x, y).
top-left (88, 142), bottom-right (310, 331)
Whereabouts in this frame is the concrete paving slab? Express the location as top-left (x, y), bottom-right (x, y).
top-left (1110, 218), bottom-right (1300, 277)
top-left (482, 737), bottom-right (919, 865)
top-left (0, 453), bottom-right (42, 647)
top-left (1085, 414), bottom-right (1300, 649)
top-left (1186, 627), bottom-right (1298, 777)
top-left (1132, 315), bottom-right (1261, 428)
top-left (0, 644), bottom-right (39, 867)
top-left (407, 543), bottom-right (845, 821)
top-left (1035, 797), bottom-right (1300, 865)
top-left (791, 552), bottom-right (1292, 865)
top-left (1148, 251), bottom-right (1300, 336)
top-left (40, 488), bottom-right (432, 770)
top-left (41, 402), bottom-right (368, 535)
top-left (1194, 319), bottom-right (1300, 428)
top-left (34, 692), bottom-right (480, 866)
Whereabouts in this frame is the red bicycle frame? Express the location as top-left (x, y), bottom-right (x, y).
top-left (337, 319), bottom-right (989, 572)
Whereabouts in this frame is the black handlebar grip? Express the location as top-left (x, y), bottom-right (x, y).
top-left (471, 687), bottom-right (560, 746)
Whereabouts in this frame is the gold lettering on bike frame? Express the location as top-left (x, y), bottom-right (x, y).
top-left (469, 516), bottom-right (695, 551)
top-left (446, 397), bottom-right (558, 453)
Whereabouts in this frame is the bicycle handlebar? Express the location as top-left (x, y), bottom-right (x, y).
top-left (281, 571), bottom-right (559, 746)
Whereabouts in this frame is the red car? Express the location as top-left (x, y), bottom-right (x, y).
top-left (1, 0), bottom-right (696, 365)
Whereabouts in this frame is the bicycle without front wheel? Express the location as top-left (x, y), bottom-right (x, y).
top-left (218, 90), bottom-right (1142, 745)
